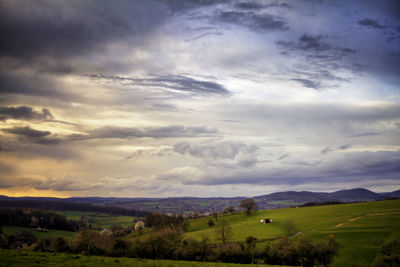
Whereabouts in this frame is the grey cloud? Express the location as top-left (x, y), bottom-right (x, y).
top-left (179, 150), bottom-right (400, 186)
top-left (0, 0), bottom-right (170, 60)
top-left (321, 144), bottom-right (351, 154)
top-left (216, 11), bottom-right (289, 32)
top-left (2, 124), bottom-right (218, 146)
top-left (125, 148), bottom-right (172, 161)
top-left (277, 153), bottom-right (289, 160)
top-left (3, 126), bottom-right (51, 138)
top-left (358, 18), bottom-right (386, 29)
top-left (87, 74), bottom-right (231, 96)
top-left (220, 102), bottom-right (400, 139)
top-left (277, 34), bottom-right (357, 89)
top-left (185, 32), bottom-right (224, 42)
top-left (349, 132), bottom-right (381, 138)
top-left (88, 125), bottom-right (218, 140)
top-left (235, 2), bottom-right (292, 10)
top-left (338, 144), bottom-right (351, 150)
top-left (291, 78), bottom-right (320, 90)
top-left (237, 157), bottom-right (259, 167)
top-left (0, 71), bottom-right (78, 102)
top-left (161, 0), bottom-right (227, 12)
top-left (0, 175), bottom-right (89, 191)
top-left (228, 103), bottom-right (400, 125)
top-left (2, 126), bottom-right (63, 146)
top-left (0, 106), bottom-right (53, 121)
top-left (173, 141), bottom-right (258, 159)
top-left (0, 162), bottom-right (15, 175)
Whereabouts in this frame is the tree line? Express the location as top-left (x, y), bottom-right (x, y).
top-left (0, 199), bottom-right (149, 217)
top-left (0, 208), bottom-right (85, 231)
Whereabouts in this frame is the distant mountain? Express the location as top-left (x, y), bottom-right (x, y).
top-left (0, 188), bottom-right (398, 214)
top-left (329, 188), bottom-right (383, 202)
top-left (384, 189), bottom-right (400, 198)
top-left (253, 188), bottom-right (385, 209)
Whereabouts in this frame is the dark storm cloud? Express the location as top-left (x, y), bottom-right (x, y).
top-left (87, 125), bottom-right (218, 140)
top-left (0, 106), bottom-right (53, 121)
top-left (358, 18), bottom-right (386, 29)
top-left (216, 11), bottom-right (289, 32)
top-left (173, 141), bottom-right (258, 159)
top-left (0, 0), bottom-right (170, 60)
top-left (87, 74), bottom-right (231, 96)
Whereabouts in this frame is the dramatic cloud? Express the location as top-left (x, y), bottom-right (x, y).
top-left (0, 0), bottom-right (399, 197)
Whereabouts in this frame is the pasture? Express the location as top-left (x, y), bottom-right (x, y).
top-left (61, 211), bottom-right (135, 229)
top-left (2, 225), bottom-right (75, 239)
top-left (184, 199), bottom-right (400, 266)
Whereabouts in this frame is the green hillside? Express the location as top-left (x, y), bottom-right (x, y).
top-left (183, 199), bottom-right (400, 266)
top-left (61, 211), bottom-right (135, 229)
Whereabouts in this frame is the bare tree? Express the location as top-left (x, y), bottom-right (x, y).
top-left (214, 219), bottom-right (233, 244)
top-left (240, 198), bottom-right (258, 216)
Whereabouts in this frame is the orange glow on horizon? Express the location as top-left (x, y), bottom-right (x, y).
top-left (0, 187), bottom-right (72, 198)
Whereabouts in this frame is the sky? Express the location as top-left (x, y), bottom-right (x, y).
top-left (0, 0), bottom-right (399, 198)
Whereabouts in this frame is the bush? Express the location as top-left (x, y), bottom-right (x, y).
top-left (52, 237), bottom-right (71, 253)
top-left (16, 230), bottom-right (37, 246)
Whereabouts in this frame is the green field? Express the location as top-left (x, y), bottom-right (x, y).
top-left (2, 225), bottom-right (75, 239)
top-left (0, 249), bottom-right (280, 267)
top-left (1, 200), bottom-right (399, 266)
top-left (183, 200), bottom-right (400, 266)
top-left (62, 211), bottom-right (135, 229)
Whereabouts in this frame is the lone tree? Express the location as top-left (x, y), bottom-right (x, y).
top-left (215, 219), bottom-right (233, 244)
top-left (240, 198), bottom-right (258, 216)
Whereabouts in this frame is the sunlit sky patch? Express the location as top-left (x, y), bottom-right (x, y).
top-left (0, 0), bottom-right (399, 197)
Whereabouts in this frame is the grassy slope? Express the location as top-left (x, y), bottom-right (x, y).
top-left (184, 200), bottom-right (400, 266)
top-left (0, 249), bottom-right (280, 267)
top-left (2, 225), bottom-right (75, 239)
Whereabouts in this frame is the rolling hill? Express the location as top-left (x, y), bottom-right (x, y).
top-left (181, 199), bottom-right (400, 266)
top-left (0, 188), bottom-right (398, 214)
